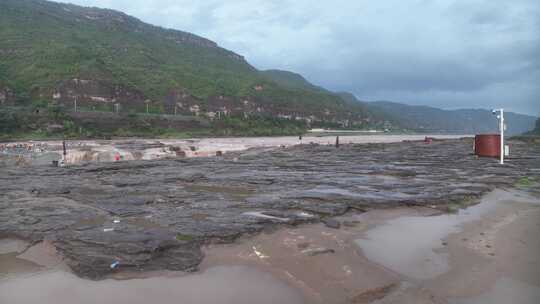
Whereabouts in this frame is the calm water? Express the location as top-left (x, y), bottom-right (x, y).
top-left (0, 266), bottom-right (306, 304)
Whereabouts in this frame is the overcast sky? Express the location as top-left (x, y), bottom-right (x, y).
top-left (57, 0), bottom-right (539, 115)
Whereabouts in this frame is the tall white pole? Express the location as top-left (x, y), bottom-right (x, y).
top-left (500, 109), bottom-right (504, 165)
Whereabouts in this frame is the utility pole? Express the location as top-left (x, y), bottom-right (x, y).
top-left (74, 96), bottom-right (77, 112)
top-left (499, 109), bottom-right (505, 165)
top-left (492, 108), bottom-right (505, 165)
top-left (146, 103), bottom-right (149, 114)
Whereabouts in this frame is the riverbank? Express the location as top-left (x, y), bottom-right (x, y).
top-left (1, 188), bottom-right (539, 304)
top-left (1, 138), bottom-right (538, 278)
top-left (1, 134), bottom-right (467, 166)
top-left (201, 188), bottom-right (540, 304)
top-left (1, 137), bottom-right (539, 303)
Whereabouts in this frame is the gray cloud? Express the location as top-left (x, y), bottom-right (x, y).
top-left (57, 0), bottom-right (540, 115)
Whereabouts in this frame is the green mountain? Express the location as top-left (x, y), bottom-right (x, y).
top-left (367, 101), bottom-right (538, 136)
top-left (0, 0), bottom-right (383, 138)
top-left (335, 92), bottom-right (362, 104)
top-left (258, 72), bottom-right (380, 127)
top-left (2, 0), bottom-right (530, 139)
top-left (260, 70), bottom-right (327, 92)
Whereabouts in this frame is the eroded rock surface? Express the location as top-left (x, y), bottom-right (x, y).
top-left (1, 139), bottom-right (539, 279)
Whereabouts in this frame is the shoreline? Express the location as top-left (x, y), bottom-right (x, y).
top-left (1, 138), bottom-right (539, 303)
top-left (1, 134), bottom-right (469, 166)
top-left (1, 138), bottom-right (537, 279)
top-left (0, 132), bottom-right (473, 143)
top-left (1, 188), bottom-right (539, 303)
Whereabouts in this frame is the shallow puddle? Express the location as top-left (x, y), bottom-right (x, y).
top-left (0, 266), bottom-right (306, 304)
top-left (0, 239), bottom-right (28, 254)
top-left (0, 239), bottom-right (60, 279)
top-left (354, 190), bottom-right (515, 279)
top-left (449, 277), bottom-right (540, 304)
top-left (0, 252), bottom-right (43, 278)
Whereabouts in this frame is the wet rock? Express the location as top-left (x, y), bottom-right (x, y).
top-left (1, 139), bottom-right (539, 279)
top-left (169, 146), bottom-right (182, 153)
top-left (343, 221), bottom-right (360, 227)
top-left (247, 179), bottom-right (275, 185)
top-left (297, 242), bottom-right (310, 250)
top-left (299, 202), bottom-right (350, 216)
top-left (323, 219), bottom-right (341, 229)
top-left (153, 198), bottom-right (166, 204)
top-left (303, 248), bottom-right (335, 256)
top-left (350, 283), bottom-right (397, 303)
top-left (178, 172), bottom-right (206, 183)
top-left (56, 229), bottom-right (203, 279)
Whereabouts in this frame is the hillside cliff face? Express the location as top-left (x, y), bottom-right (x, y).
top-left (0, 0), bottom-right (379, 132)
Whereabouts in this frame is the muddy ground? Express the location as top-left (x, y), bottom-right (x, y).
top-left (0, 138), bottom-right (539, 283)
top-left (1, 188), bottom-right (539, 304)
top-left (198, 188), bottom-right (540, 304)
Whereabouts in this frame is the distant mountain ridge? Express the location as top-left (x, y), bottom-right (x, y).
top-left (253, 70), bottom-right (538, 135)
top-left (366, 101), bottom-right (537, 135)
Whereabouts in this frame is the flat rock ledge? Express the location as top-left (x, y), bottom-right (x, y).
top-left (1, 138), bottom-right (539, 279)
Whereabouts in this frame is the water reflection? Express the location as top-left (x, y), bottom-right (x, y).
top-left (0, 266), bottom-right (306, 304)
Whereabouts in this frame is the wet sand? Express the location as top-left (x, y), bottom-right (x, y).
top-left (1, 240), bottom-right (304, 304)
top-left (1, 188), bottom-right (538, 303)
top-left (201, 189), bottom-right (540, 303)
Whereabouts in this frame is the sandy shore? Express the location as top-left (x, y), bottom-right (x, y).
top-left (201, 188), bottom-right (540, 304)
top-left (1, 188), bottom-right (539, 304)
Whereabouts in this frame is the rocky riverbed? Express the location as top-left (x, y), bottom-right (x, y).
top-left (1, 138), bottom-right (539, 280)
top-left (0, 134), bottom-right (465, 166)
